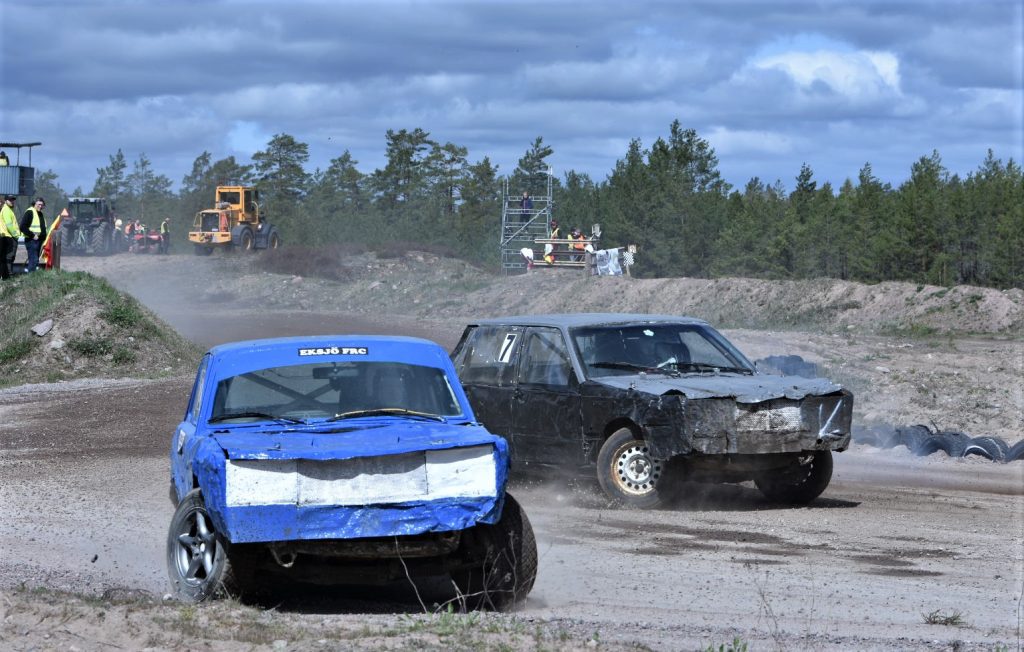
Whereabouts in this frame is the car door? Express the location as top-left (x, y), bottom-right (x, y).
top-left (171, 354), bottom-right (210, 500)
top-left (451, 325), bottom-right (524, 454)
top-left (511, 327), bottom-right (584, 466)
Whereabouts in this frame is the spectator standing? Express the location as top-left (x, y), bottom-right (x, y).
top-left (0, 195), bottom-right (20, 279)
top-left (0, 151), bottom-right (9, 166)
top-left (19, 197), bottom-right (47, 272)
top-left (544, 219), bottom-right (561, 264)
top-left (520, 190), bottom-right (532, 223)
top-left (159, 217), bottom-right (171, 254)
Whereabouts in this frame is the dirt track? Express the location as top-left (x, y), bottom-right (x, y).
top-left (1, 253), bottom-right (1022, 650)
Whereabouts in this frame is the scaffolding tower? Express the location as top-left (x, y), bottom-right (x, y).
top-left (500, 169), bottom-right (553, 274)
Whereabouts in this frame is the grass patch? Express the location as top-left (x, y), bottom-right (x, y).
top-left (922, 609), bottom-right (967, 626)
top-left (877, 322), bottom-right (939, 338)
top-left (0, 337), bottom-right (38, 364)
top-left (704, 638), bottom-right (749, 652)
top-left (68, 335), bottom-right (115, 358)
top-left (100, 298), bottom-right (146, 328)
top-left (112, 348), bottom-right (137, 365)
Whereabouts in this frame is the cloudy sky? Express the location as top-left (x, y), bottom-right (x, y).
top-left (2, 0), bottom-right (1021, 196)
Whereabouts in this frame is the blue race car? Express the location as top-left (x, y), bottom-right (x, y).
top-left (167, 335), bottom-right (536, 609)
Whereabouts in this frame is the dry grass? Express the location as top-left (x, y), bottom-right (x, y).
top-left (258, 241), bottom-right (483, 282)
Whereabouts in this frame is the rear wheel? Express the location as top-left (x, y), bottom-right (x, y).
top-left (754, 450), bottom-right (833, 504)
top-left (596, 427), bottom-right (668, 508)
top-left (90, 224), bottom-right (110, 255)
top-left (453, 494), bottom-right (537, 611)
top-left (267, 229), bottom-right (281, 250)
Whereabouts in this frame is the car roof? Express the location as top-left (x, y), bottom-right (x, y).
top-left (208, 334), bottom-right (439, 358)
top-left (466, 313), bottom-right (710, 329)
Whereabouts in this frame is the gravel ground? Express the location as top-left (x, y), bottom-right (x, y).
top-left (0, 252), bottom-right (1021, 651)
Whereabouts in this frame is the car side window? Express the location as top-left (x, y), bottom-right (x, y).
top-left (454, 326), bottom-right (522, 387)
top-left (188, 355), bottom-right (210, 424)
top-left (518, 328), bottom-right (572, 387)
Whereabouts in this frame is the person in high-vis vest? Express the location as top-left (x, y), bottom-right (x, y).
top-left (159, 217), bottom-right (171, 254)
top-left (569, 226), bottom-right (587, 262)
top-left (0, 195), bottom-right (21, 279)
top-left (544, 219), bottom-right (561, 264)
top-left (19, 197), bottom-right (47, 273)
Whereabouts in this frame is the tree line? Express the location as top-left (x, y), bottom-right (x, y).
top-left (35, 121), bottom-right (1023, 289)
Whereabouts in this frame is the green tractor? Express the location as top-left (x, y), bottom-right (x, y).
top-left (62, 197), bottom-right (122, 255)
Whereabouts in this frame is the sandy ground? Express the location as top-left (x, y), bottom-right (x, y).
top-left (1, 252), bottom-right (1022, 651)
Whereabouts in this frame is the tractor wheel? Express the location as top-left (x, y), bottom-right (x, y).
top-left (239, 228), bottom-right (254, 252)
top-left (90, 224), bottom-right (110, 255)
top-left (267, 229), bottom-right (281, 250)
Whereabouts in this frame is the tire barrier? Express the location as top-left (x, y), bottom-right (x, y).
top-left (757, 354), bottom-right (1023, 463)
top-left (853, 424), bottom-right (1023, 463)
top-left (754, 355), bottom-right (820, 378)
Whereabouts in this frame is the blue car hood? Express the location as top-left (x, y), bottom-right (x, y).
top-left (595, 372), bottom-right (843, 403)
top-left (211, 420), bottom-right (503, 461)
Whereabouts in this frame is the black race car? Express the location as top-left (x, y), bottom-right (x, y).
top-left (452, 314), bottom-right (853, 508)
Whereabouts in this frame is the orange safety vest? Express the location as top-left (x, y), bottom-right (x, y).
top-left (572, 234), bottom-right (586, 250)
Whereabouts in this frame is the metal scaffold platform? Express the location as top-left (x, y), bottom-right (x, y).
top-left (499, 169), bottom-right (553, 274)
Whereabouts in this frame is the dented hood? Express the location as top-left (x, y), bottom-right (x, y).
top-left (210, 421), bottom-right (503, 461)
top-left (594, 372), bottom-right (843, 403)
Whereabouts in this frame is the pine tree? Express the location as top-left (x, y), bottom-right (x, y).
top-left (512, 137), bottom-right (554, 198)
top-left (252, 134), bottom-right (310, 235)
top-left (93, 149), bottom-right (128, 202)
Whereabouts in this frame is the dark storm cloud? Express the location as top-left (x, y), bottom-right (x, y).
top-left (1, 0), bottom-right (1020, 195)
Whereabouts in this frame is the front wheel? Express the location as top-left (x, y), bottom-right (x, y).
top-left (754, 450), bottom-right (833, 504)
top-left (239, 228), bottom-right (254, 252)
top-left (166, 489), bottom-right (238, 602)
top-left (596, 428), bottom-right (668, 508)
top-left (453, 494), bottom-right (537, 611)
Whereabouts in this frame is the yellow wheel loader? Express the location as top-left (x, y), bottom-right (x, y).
top-left (188, 186), bottom-right (281, 256)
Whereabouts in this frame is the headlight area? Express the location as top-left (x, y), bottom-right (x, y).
top-left (210, 445), bottom-right (502, 543)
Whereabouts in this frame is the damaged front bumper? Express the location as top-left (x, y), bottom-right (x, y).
top-left (644, 390), bottom-right (854, 459)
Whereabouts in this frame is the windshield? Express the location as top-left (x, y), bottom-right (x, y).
top-left (571, 323), bottom-right (754, 378)
top-left (209, 360), bottom-right (463, 423)
top-left (70, 203), bottom-right (98, 220)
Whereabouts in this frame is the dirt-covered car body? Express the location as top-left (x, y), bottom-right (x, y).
top-left (171, 335), bottom-right (506, 541)
top-left (452, 314), bottom-right (853, 507)
top-left (168, 335), bottom-right (536, 607)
